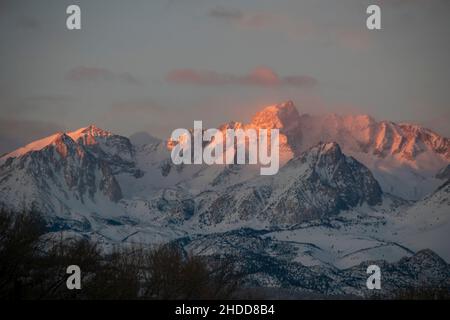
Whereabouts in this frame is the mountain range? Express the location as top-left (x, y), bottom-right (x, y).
top-left (0, 101), bottom-right (449, 297)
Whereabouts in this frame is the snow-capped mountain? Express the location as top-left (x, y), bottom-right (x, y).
top-left (171, 100), bottom-right (447, 200)
top-left (171, 100), bottom-right (449, 200)
top-left (0, 126), bottom-right (142, 222)
top-left (0, 101), bottom-right (448, 231)
top-left (296, 113), bottom-right (449, 200)
top-left (216, 100), bottom-right (449, 200)
top-left (195, 142), bottom-right (382, 226)
top-left (386, 176), bottom-right (450, 261)
top-left (436, 164), bottom-right (450, 180)
top-left (1, 101), bottom-right (449, 296)
top-left (175, 229), bottom-right (449, 297)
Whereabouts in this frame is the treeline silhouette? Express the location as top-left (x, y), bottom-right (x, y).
top-left (2, 208), bottom-right (448, 300)
top-left (0, 208), bottom-right (241, 300)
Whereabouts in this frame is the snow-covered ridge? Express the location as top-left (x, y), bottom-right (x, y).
top-left (1, 132), bottom-right (65, 160)
top-left (191, 101), bottom-right (449, 200)
top-left (68, 125), bottom-right (112, 145)
top-left (2, 100), bottom-right (449, 201)
top-left (1, 125), bottom-right (112, 161)
top-left (191, 141), bottom-right (383, 226)
top-left (0, 104), bottom-right (449, 288)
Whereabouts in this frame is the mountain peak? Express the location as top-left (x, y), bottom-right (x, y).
top-left (260, 100), bottom-right (297, 114)
top-left (300, 141), bottom-right (343, 161)
top-left (1, 132), bottom-right (64, 160)
top-left (69, 125), bottom-right (111, 138)
top-left (275, 100), bottom-right (295, 110)
top-left (0, 125), bottom-right (114, 161)
top-left (318, 141), bottom-right (342, 155)
top-left (51, 132), bottom-right (73, 144)
top-left (67, 125), bottom-right (112, 145)
top-left (129, 131), bottom-right (161, 146)
top-left (400, 249), bottom-right (448, 269)
top-left (51, 133), bottom-right (78, 158)
top-left (299, 142), bottom-right (346, 170)
top-left (250, 100), bottom-right (300, 129)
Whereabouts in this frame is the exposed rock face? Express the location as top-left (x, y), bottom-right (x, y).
top-left (293, 113), bottom-right (449, 200)
top-left (197, 142), bottom-right (382, 225)
top-left (267, 142), bottom-right (382, 222)
top-left (436, 164), bottom-right (450, 180)
top-left (99, 161), bottom-right (123, 202)
top-left (1, 99), bottom-right (448, 220)
top-left (0, 106), bottom-right (449, 296)
top-left (0, 126), bottom-right (125, 214)
top-left (398, 124), bottom-right (450, 160)
top-left (422, 176), bottom-right (450, 207)
top-left (249, 100), bottom-right (303, 156)
top-left (175, 230), bottom-right (450, 297)
top-left (236, 102), bottom-right (450, 164)
top-left (295, 114), bottom-right (450, 162)
top-left (201, 101), bottom-right (449, 200)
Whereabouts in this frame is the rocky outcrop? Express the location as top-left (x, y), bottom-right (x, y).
top-left (198, 142), bottom-right (382, 225)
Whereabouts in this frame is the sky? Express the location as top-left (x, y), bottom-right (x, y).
top-left (1, 0), bottom-right (449, 154)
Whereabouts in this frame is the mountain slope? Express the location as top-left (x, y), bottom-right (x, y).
top-left (0, 101), bottom-right (449, 271)
top-left (0, 127), bottom-right (132, 218)
top-left (1, 101), bottom-right (448, 227)
top-left (207, 101), bottom-right (449, 200)
top-left (175, 229), bottom-right (450, 297)
top-left (183, 100), bottom-right (449, 200)
top-left (196, 142), bottom-right (382, 226)
top-left (387, 177), bottom-right (450, 261)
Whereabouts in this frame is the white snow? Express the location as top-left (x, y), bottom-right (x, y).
top-left (1, 103), bottom-right (449, 270)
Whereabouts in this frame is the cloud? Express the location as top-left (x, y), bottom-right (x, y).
top-left (207, 6), bottom-right (372, 51)
top-left (166, 67), bottom-right (317, 88)
top-left (334, 29), bottom-right (371, 51)
top-left (208, 7), bottom-right (243, 21)
top-left (208, 6), bottom-right (286, 29)
top-left (25, 94), bottom-right (76, 104)
top-left (66, 66), bottom-right (142, 85)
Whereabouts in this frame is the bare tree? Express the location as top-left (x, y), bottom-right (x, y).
top-left (0, 209), bottom-right (242, 300)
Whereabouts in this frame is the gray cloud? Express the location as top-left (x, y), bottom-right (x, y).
top-left (207, 6), bottom-right (282, 29)
top-left (66, 66), bottom-right (142, 85)
top-left (26, 94), bottom-right (76, 104)
top-left (167, 66), bottom-right (317, 88)
top-left (208, 7), bottom-right (243, 21)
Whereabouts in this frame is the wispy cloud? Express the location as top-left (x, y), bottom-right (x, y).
top-left (26, 94), bottom-right (76, 104)
top-left (207, 6), bottom-right (372, 51)
top-left (208, 7), bottom-right (288, 29)
top-left (208, 7), bottom-right (243, 21)
top-left (66, 66), bottom-right (142, 85)
top-left (166, 66), bottom-right (317, 88)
